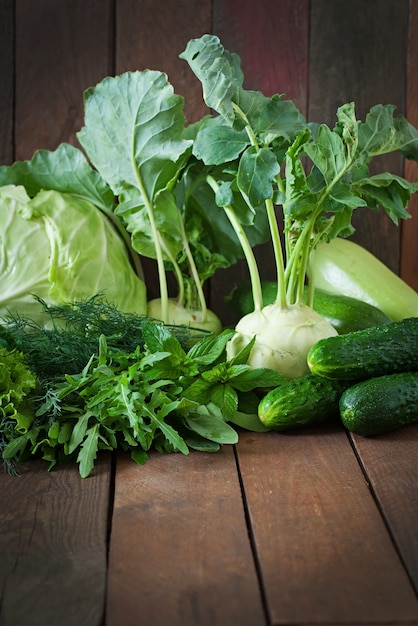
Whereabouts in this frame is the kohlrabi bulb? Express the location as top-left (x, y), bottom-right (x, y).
top-left (147, 298), bottom-right (223, 335)
top-left (226, 303), bottom-right (338, 379)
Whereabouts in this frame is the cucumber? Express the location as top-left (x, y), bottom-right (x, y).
top-left (258, 373), bottom-right (349, 430)
top-left (312, 238), bottom-right (418, 322)
top-left (227, 280), bottom-right (391, 334)
top-left (340, 372), bottom-right (418, 436)
top-left (307, 317), bottom-right (418, 380)
top-left (312, 289), bottom-right (390, 334)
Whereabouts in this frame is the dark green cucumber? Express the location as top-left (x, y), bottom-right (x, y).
top-left (308, 317), bottom-right (418, 380)
top-left (258, 373), bottom-right (349, 431)
top-left (227, 280), bottom-right (391, 334)
top-left (340, 372), bottom-right (418, 436)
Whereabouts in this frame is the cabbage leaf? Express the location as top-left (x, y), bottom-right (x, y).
top-left (0, 185), bottom-right (147, 323)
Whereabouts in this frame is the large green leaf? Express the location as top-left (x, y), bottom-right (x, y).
top-left (0, 143), bottom-right (114, 210)
top-left (180, 34), bottom-right (243, 122)
top-left (237, 146), bottom-right (280, 206)
top-left (77, 70), bottom-right (193, 202)
top-left (358, 104), bottom-right (418, 159)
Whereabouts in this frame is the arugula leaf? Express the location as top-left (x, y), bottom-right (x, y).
top-left (77, 424), bottom-right (100, 479)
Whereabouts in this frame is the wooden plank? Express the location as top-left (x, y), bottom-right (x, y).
top-left (211, 0), bottom-right (310, 326)
top-left (106, 448), bottom-right (266, 626)
top-left (309, 0), bottom-right (409, 273)
top-left (401, 0), bottom-right (418, 291)
top-left (14, 0), bottom-right (114, 160)
top-left (236, 426), bottom-right (418, 625)
top-left (116, 0), bottom-right (212, 126)
top-left (0, 456), bottom-right (111, 626)
top-left (0, 0), bottom-right (14, 165)
top-left (351, 423), bottom-right (418, 595)
top-left (213, 0), bottom-right (309, 112)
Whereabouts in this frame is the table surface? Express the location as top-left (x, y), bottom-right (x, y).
top-left (1, 421), bottom-right (417, 626)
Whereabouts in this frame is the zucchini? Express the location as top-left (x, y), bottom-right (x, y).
top-left (227, 280), bottom-right (390, 334)
top-left (340, 372), bottom-right (418, 436)
top-left (307, 317), bottom-right (418, 380)
top-left (312, 237), bottom-right (418, 322)
top-left (258, 373), bottom-right (349, 430)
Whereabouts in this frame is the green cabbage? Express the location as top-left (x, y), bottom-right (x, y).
top-left (0, 184), bottom-right (147, 323)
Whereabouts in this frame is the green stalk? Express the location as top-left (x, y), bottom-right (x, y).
top-left (265, 198), bottom-right (287, 309)
top-left (284, 209), bottom-right (318, 305)
top-left (206, 175), bottom-right (263, 312)
top-left (176, 206), bottom-right (208, 317)
top-left (159, 235), bottom-right (185, 307)
top-left (232, 102), bottom-right (287, 310)
top-left (132, 161), bottom-right (169, 323)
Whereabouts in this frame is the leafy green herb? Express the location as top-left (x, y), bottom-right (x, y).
top-left (2, 316), bottom-right (283, 478)
top-left (0, 295), bottom-right (209, 379)
top-left (0, 346), bottom-right (37, 474)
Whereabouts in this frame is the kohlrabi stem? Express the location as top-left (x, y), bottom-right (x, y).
top-left (265, 197), bottom-right (287, 309)
top-left (285, 209), bottom-right (317, 304)
top-left (159, 235), bottom-right (185, 307)
top-left (132, 160), bottom-right (169, 323)
top-left (177, 206), bottom-right (208, 317)
top-left (232, 102), bottom-right (287, 309)
top-left (206, 175), bottom-right (264, 312)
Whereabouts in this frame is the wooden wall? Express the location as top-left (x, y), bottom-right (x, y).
top-left (0, 0), bottom-right (417, 325)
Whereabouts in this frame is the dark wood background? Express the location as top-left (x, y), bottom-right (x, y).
top-left (1, 0), bottom-right (417, 326)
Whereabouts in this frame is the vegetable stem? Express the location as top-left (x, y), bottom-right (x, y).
top-left (177, 205), bottom-right (208, 316)
top-left (206, 175), bottom-right (263, 312)
top-left (131, 157), bottom-right (169, 323)
top-left (160, 235), bottom-right (185, 307)
top-left (265, 198), bottom-right (287, 309)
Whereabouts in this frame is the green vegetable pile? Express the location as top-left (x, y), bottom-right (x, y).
top-left (0, 298), bottom-right (281, 477)
top-left (1, 34), bottom-right (418, 477)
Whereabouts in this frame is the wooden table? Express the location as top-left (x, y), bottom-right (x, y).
top-left (1, 422), bottom-right (417, 626)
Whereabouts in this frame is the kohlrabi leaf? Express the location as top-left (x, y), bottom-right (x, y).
top-left (180, 34), bottom-right (244, 122)
top-left (0, 143), bottom-right (114, 210)
top-left (77, 70), bottom-right (193, 201)
top-left (304, 125), bottom-right (352, 187)
top-left (182, 165), bottom-right (270, 264)
top-left (237, 146), bottom-right (280, 207)
top-left (118, 188), bottom-right (184, 261)
top-left (355, 173), bottom-right (418, 224)
top-left (193, 116), bottom-right (249, 165)
top-left (250, 94), bottom-right (307, 143)
top-left (358, 104), bottom-right (418, 159)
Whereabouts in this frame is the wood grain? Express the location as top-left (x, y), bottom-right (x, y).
top-left (213, 0), bottom-right (309, 112)
top-left (0, 0), bottom-right (14, 165)
top-left (0, 456), bottom-right (111, 626)
top-left (106, 448), bottom-right (266, 626)
top-left (402, 0), bottom-right (418, 290)
top-left (351, 423), bottom-right (418, 595)
top-left (309, 0), bottom-right (409, 273)
top-left (116, 0), bottom-right (212, 124)
top-left (236, 426), bottom-right (418, 625)
top-left (14, 0), bottom-right (114, 160)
